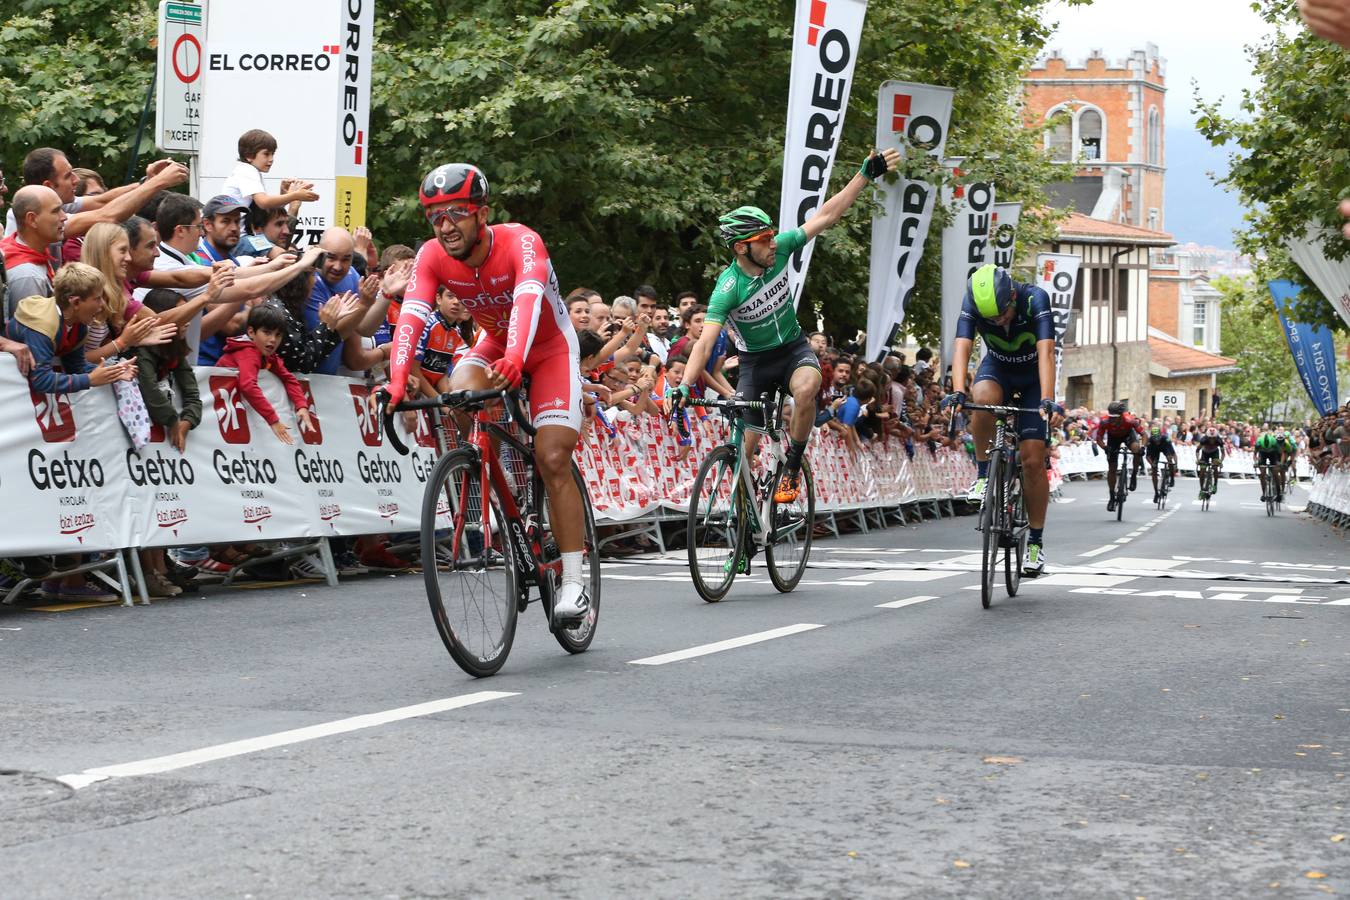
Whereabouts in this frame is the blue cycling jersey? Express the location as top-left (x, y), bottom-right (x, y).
top-left (955, 279), bottom-right (1055, 367)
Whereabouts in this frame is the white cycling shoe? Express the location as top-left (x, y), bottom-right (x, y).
top-left (552, 580), bottom-right (590, 623)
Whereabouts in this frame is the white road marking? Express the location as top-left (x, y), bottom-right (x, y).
top-left (1057, 498), bottom-right (1078, 504)
top-left (876, 594), bottom-right (939, 609)
top-left (628, 624), bottom-right (825, 666)
top-left (1098, 557), bottom-right (1185, 570)
top-left (56, 691), bottom-right (518, 790)
top-left (846, 570), bottom-right (961, 582)
top-left (1080, 545), bottom-right (1118, 558)
top-left (1206, 585), bottom-right (1305, 594)
top-left (1036, 573), bottom-right (1136, 587)
top-left (1114, 538), bottom-right (1132, 544)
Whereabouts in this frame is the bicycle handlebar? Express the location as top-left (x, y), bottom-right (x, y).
top-left (379, 388), bottom-right (532, 456)
top-left (960, 402), bottom-right (1045, 416)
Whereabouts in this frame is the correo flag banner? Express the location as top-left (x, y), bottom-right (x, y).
top-left (1035, 252), bottom-right (1082, 403)
top-left (939, 161), bottom-right (994, 370)
top-left (1286, 229), bottom-right (1350, 332)
top-left (990, 202), bottom-right (1022, 269)
top-left (778, 0), bottom-right (868, 308)
top-left (1269, 280), bottom-right (1340, 417)
top-left (866, 80), bottom-right (954, 361)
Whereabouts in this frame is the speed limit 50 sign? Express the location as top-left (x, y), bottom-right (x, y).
top-left (1154, 390), bottom-right (1184, 411)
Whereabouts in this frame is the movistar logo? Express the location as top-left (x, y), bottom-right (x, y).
top-left (983, 331), bottom-right (1037, 353)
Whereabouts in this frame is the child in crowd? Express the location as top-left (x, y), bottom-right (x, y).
top-left (9, 262), bottom-right (137, 394)
top-left (220, 128), bottom-right (319, 215)
top-left (135, 288), bottom-right (203, 598)
top-left (216, 304), bottom-right (313, 445)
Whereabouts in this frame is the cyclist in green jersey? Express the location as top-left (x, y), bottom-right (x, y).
top-left (673, 147), bottom-right (900, 503)
top-left (1255, 430), bottom-right (1296, 502)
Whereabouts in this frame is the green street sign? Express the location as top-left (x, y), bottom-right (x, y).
top-left (165, 2), bottom-right (202, 25)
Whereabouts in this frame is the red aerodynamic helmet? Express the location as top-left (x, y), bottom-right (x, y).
top-left (419, 163), bottom-right (489, 207)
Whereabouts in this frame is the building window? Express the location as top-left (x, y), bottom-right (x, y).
top-left (1148, 208), bottom-right (1160, 231)
top-left (1192, 301), bottom-right (1207, 346)
top-left (1079, 109), bottom-right (1103, 161)
top-left (1147, 107), bottom-right (1161, 166)
top-left (1046, 107), bottom-right (1072, 162)
top-left (1116, 268), bottom-right (1130, 314)
top-left (1089, 268), bottom-right (1109, 306)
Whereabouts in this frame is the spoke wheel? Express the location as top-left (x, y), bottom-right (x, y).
top-left (687, 445), bottom-right (745, 603)
top-left (421, 449), bottom-right (519, 678)
top-left (1005, 470), bottom-right (1025, 597)
top-left (980, 453), bottom-right (1003, 610)
top-left (1115, 462), bottom-right (1127, 522)
top-left (542, 463), bottom-right (601, 654)
top-left (766, 459), bottom-right (815, 593)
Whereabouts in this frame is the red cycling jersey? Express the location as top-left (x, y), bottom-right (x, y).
top-left (388, 223), bottom-right (581, 428)
top-left (1092, 413), bottom-right (1145, 442)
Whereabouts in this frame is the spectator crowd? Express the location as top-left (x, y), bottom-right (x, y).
top-left (0, 130), bottom-right (1341, 602)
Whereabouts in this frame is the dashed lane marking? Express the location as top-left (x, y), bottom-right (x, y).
top-left (1034, 573), bottom-right (1137, 587)
top-left (845, 570), bottom-right (961, 583)
top-left (56, 691), bottom-right (518, 790)
top-left (875, 594), bottom-right (939, 609)
top-left (1080, 545), bottom-right (1118, 558)
top-left (628, 624), bottom-right (825, 666)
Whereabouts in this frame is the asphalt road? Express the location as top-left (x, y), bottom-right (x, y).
top-left (3, 475), bottom-right (1348, 899)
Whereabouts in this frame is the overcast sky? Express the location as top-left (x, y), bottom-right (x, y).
top-left (1040, 0), bottom-right (1278, 247)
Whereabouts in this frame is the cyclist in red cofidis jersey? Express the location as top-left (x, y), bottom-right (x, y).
top-left (1091, 400), bottom-right (1146, 512)
top-left (382, 163), bottom-right (589, 624)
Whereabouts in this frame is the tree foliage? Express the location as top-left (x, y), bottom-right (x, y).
top-left (1, 0), bottom-right (1080, 345)
top-left (1194, 0), bottom-right (1350, 332)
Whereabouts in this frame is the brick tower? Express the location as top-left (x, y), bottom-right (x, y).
top-left (1022, 45), bottom-right (1166, 231)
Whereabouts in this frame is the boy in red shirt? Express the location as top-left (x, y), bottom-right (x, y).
top-left (217, 304), bottom-right (313, 444)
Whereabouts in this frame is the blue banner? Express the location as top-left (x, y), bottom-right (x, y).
top-left (1269, 280), bottom-right (1340, 416)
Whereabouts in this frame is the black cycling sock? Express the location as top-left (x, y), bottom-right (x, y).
top-left (785, 438), bottom-right (808, 474)
top-left (1029, 528), bottom-right (1044, 545)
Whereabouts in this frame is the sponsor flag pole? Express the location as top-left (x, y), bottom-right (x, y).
top-left (939, 160), bottom-right (994, 373)
top-left (866, 80), bottom-right (954, 361)
top-left (1269, 280), bottom-right (1340, 416)
top-left (1035, 252), bottom-right (1082, 403)
top-left (778, 0), bottom-right (869, 311)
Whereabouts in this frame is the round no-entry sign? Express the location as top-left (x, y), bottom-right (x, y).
top-left (172, 33), bottom-right (201, 83)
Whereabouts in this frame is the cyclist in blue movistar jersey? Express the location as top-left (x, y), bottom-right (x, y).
top-left (943, 264), bottom-right (1059, 577)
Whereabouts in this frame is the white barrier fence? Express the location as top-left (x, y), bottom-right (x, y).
top-left (1308, 466), bottom-right (1350, 524)
top-left (1056, 441), bottom-right (1314, 480)
top-left (0, 361), bottom-right (437, 556)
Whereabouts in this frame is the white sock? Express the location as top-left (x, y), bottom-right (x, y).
top-left (561, 551), bottom-right (584, 585)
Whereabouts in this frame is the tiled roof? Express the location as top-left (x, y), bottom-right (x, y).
top-left (1058, 212), bottom-right (1175, 246)
top-left (1148, 337), bottom-right (1238, 376)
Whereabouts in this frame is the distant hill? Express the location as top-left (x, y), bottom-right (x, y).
top-left (1164, 124), bottom-right (1248, 250)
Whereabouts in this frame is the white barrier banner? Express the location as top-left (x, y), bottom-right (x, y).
top-left (867, 80), bottom-right (954, 361)
top-left (940, 162), bottom-right (994, 370)
top-left (990, 202), bottom-right (1021, 269)
top-left (778, 0), bottom-right (868, 308)
top-left (1287, 230), bottom-right (1350, 331)
top-left (1036, 252), bottom-right (1081, 403)
top-left (0, 361), bottom-right (432, 554)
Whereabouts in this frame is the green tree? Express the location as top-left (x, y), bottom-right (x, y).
top-left (1213, 276), bottom-right (1309, 422)
top-left (1194, 0), bottom-right (1350, 332)
top-left (0, 1), bottom-right (158, 183)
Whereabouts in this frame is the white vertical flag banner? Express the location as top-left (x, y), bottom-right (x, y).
top-left (1286, 230), bottom-right (1350, 331)
top-left (939, 162), bottom-right (994, 371)
top-left (778, 0), bottom-right (869, 308)
top-left (198, 0), bottom-right (373, 245)
top-left (1036, 252), bottom-right (1082, 403)
top-left (867, 81), bottom-right (954, 361)
top-left (990, 202), bottom-right (1022, 269)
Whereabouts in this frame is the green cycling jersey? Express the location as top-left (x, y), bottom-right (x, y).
top-left (705, 228), bottom-right (808, 353)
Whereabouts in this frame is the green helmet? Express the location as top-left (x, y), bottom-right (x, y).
top-left (969, 264), bottom-right (1015, 319)
top-left (718, 206), bottom-right (774, 247)
top-left (1257, 433), bottom-right (1277, 450)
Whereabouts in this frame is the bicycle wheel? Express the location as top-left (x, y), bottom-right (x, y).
top-left (766, 458), bottom-right (815, 593)
top-left (540, 463), bottom-right (601, 654)
top-left (421, 448), bottom-right (519, 678)
top-left (981, 452), bottom-right (1003, 610)
top-left (1004, 467), bottom-right (1025, 597)
top-left (687, 445), bottom-right (745, 602)
top-left (1114, 459), bottom-right (1127, 521)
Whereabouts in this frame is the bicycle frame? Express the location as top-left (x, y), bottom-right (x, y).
top-left (704, 394), bottom-right (787, 543)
